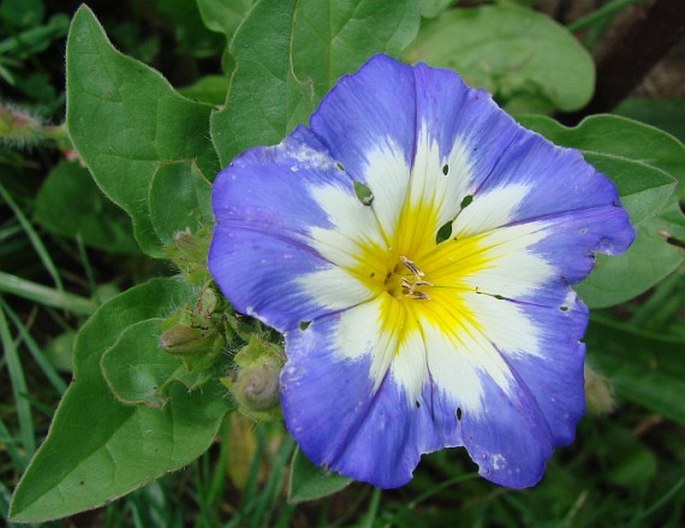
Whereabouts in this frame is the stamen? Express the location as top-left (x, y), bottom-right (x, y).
top-left (411, 291), bottom-right (431, 300)
top-left (400, 256), bottom-right (424, 277)
top-left (385, 256), bottom-right (432, 301)
top-left (399, 258), bottom-right (432, 300)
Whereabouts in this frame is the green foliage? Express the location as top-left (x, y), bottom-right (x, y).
top-left (405, 5), bottom-right (595, 113)
top-left (615, 98), bottom-right (685, 145)
top-left (66, 5), bottom-right (219, 257)
top-left (288, 448), bottom-right (352, 503)
top-left (196, 0), bottom-right (254, 38)
top-left (9, 278), bottom-right (232, 522)
top-left (210, 0), bottom-right (421, 165)
top-left (34, 160), bottom-right (140, 254)
top-left (101, 318), bottom-right (187, 408)
top-left (148, 161), bottom-right (213, 247)
top-left (0, 0), bottom-right (44, 29)
top-left (587, 317), bottom-right (685, 426)
top-left (158, 0), bottom-right (225, 58)
top-left (419, 0), bottom-right (455, 19)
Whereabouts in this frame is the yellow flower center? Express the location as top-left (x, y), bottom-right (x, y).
top-left (384, 256), bottom-right (433, 300)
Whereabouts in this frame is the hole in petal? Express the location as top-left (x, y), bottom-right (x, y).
top-left (460, 195), bottom-right (473, 209)
top-left (299, 320), bottom-right (312, 331)
top-left (559, 305), bottom-right (569, 312)
top-left (353, 180), bottom-right (374, 206)
top-left (435, 220), bottom-right (453, 245)
top-left (442, 163), bottom-right (449, 175)
top-left (456, 407), bottom-right (463, 421)
top-left (336, 162), bottom-right (345, 171)
top-left (415, 401), bottom-right (421, 408)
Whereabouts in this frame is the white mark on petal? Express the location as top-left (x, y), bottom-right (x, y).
top-left (286, 142), bottom-right (336, 171)
top-left (491, 453), bottom-right (505, 470)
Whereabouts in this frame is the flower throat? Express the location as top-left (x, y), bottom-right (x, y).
top-left (384, 256), bottom-right (433, 300)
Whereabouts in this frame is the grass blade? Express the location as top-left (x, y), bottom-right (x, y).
top-left (0, 271), bottom-right (96, 315)
top-left (1, 299), bottom-right (68, 394)
top-left (0, 181), bottom-right (63, 292)
top-left (0, 303), bottom-right (36, 457)
top-left (0, 414), bottom-right (26, 471)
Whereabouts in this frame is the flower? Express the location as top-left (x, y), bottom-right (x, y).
top-left (209, 54), bottom-right (634, 489)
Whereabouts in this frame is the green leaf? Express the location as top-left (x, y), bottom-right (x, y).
top-left (9, 278), bottom-right (231, 522)
top-left (0, 0), bottom-right (44, 28)
top-left (158, 0), bottom-right (225, 58)
top-left (404, 5), bottom-right (594, 113)
top-left (520, 114), bottom-right (685, 196)
top-left (196, 0), bottom-right (254, 38)
top-left (586, 317), bottom-right (685, 425)
top-left (600, 425), bottom-right (657, 488)
top-left (582, 153), bottom-right (675, 227)
top-left (615, 98), bottom-right (685, 145)
top-left (210, 0), bottom-right (421, 165)
top-left (288, 447), bottom-right (352, 504)
top-left (34, 160), bottom-right (140, 254)
top-left (0, 14), bottom-right (68, 59)
top-left (419, 0), bottom-right (455, 18)
top-left (518, 114), bottom-right (685, 308)
top-left (290, 1), bottom-right (420, 102)
top-left (101, 318), bottom-right (182, 408)
top-left (66, 5), bottom-right (219, 257)
top-left (178, 74), bottom-right (231, 105)
top-left (148, 161), bottom-right (213, 246)
top-left (210, 0), bottom-right (310, 166)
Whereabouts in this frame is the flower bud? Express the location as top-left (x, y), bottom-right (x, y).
top-left (0, 103), bottom-right (43, 147)
top-left (160, 324), bottom-right (212, 355)
top-left (222, 336), bottom-right (285, 419)
top-left (585, 364), bottom-right (615, 415)
top-left (164, 227), bottom-right (212, 284)
top-left (233, 363), bottom-right (281, 411)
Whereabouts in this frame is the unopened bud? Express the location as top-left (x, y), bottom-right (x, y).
top-left (585, 364), bottom-right (615, 415)
top-left (233, 363), bottom-right (280, 411)
top-left (196, 287), bottom-right (218, 320)
top-left (0, 104), bottom-right (43, 147)
top-left (223, 337), bottom-right (285, 419)
top-left (174, 229), bottom-right (200, 254)
top-left (164, 227), bottom-right (211, 284)
top-left (160, 324), bottom-right (215, 355)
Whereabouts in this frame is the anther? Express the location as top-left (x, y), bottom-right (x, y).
top-left (400, 256), bottom-right (424, 277)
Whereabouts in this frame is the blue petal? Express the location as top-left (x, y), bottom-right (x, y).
top-left (308, 54), bottom-right (416, 182)
top-left (281, 313), bottom-right (446, 488)
top-left (212, 127), bottom-right (340, 238)
top-left (526, 206), bottom-right (635, 285)
top-left (460, 371), bottom-right (555, 488)
top-left (411, 61), bottom-right (634, 255)
top-left (209, 127), bottom-right (370, 331)
top-left (210, 227), bottom-right (330, 331)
